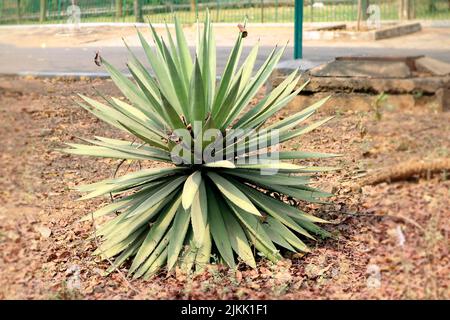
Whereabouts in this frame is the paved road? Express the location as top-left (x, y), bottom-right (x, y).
top-left (1, 43), bottom-right (449, 76)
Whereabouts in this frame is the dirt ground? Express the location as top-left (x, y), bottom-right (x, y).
top-left (1, 24), bottom-right (450, 49)
top-left (0, 76), bottom-right (449, 300)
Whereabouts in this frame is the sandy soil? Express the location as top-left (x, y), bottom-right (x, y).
top-left (0, 76), bottom-right (449, 299)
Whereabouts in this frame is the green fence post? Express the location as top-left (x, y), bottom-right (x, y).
top-left (428, 0), bottom-right (437, 13)
top-left (259, 0), bottom-right (263, 23)
top-left (362, 0), bottom-right (369, 20)
top-left (216, 0), bottom-right (220, 22)
top-left (123, 0), bottom-right (127, 23)
top-left (134, 0), bottom-right (143, 22)
top-left (57, 0), bottom-right (61, 22)
top-left (195, 0), bottom-right (199, 19)
top-left (40, 0), bottom-right (47, 22)
top-left (275, 0), bottom-right (278, 22)
top-left (294, 0), bottom-right (303, 59)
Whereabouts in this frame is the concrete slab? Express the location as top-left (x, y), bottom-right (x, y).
top-left (309, 23), bottom-right (347, 31)
top-left (309, 60), bottom-right (412, 78)
top-left (415, 57), bottom-right (450, 76)
top-left (304, 22), bottom-right (422, 41)
top-left (288, 91), bottom-right (445, 114)
top-left (374, 22), bottom-right (422, 40)
top-left (275, 59), bottom-right (326, 73)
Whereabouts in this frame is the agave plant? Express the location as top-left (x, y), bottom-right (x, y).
top-left (62, 13), bottom-right (339, 279)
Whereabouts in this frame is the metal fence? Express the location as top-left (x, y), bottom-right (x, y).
top-left (0, 0), bottom-right (449, 25)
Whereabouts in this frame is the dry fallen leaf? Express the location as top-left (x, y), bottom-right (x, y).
top-left (235, 270), bottom-right (242, 283)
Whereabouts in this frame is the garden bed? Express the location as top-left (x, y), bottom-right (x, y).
top-left (272, 56), bottom-right (450, 112)
top-left (0, 76), bottom-right (448, 299)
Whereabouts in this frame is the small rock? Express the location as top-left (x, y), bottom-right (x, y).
top-left (35, 225), bottom-right (52, 238)
top-left (67, 273), bottom-right (81, 291)
top-left (395, 225), bottom-right (406, 247)
top-left (5, 230), bottom-right (20, 241)
top-left (38, 129), bottom-right (54, 137)
top-left (366, 264), bottom-right (381, 289)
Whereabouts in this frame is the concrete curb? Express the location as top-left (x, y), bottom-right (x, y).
top-left (0, 71), bottom-right (117, 79)
top-left (1, 59), bottom-right (325, 80)
top-left (0, 71), bottom-right (235, 80)
top-left (304, 22), bottom-right (422, 41)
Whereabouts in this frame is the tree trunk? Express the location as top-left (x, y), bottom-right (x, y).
top-left (357, 0), bottom-right (362, 31)
top-left (40, 0), bottom-right (47, 23)
top-left (356, 0), bottom-right (370, 29)
top-left (17, 0), bottom-right (21, 23)
top-left (399, 0), bottom-right (414, 20)
top-left (134, 0), bottom-right (143, 23)
top-left (409, 0), bottom-right (415, 19)
top-left (399, 0), bottom-right (404, 19)
top-left (116, 0), bottom-right (123, 18)
top-left (190, 0), bottom-right (196, 13)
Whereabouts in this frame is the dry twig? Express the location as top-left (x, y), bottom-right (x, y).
top-left (359, 158), bottom-right (450, 187)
